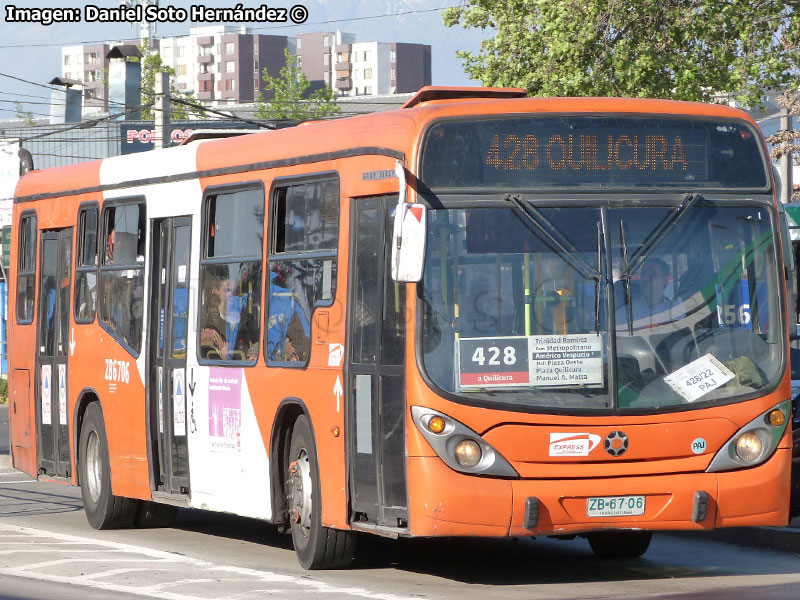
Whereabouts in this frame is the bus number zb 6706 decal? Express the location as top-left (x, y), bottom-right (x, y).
top-left (104, 359), bottom-right (130, 384)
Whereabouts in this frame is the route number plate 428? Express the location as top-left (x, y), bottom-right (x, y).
top-left (587, 495), bottom-right (645, 517)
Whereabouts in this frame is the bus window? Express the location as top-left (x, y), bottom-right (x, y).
top-left (99, 202), bottom-right (146, 353)
top-left (198, 187), bottom-right (264, 363)
top-left (16, 212), bottom-right (37, 324)
top-left (266, 178), bottom-right (338, 365)
top-left (74, 205), bottom-right (99, 323)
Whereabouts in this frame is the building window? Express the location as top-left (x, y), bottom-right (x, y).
top-left (391, 68), bottom-right (396, 80)
top-left (322, 36), bottom-right (329, 46)
top-left (225, 79), bottom-right (236, 91)
top-left (176, 46), bottom-right (186, 58)
top-left (267, 178), bottom-right (339, 365)
top-left (363, 68), bottom-right (372, 79)
top-left (225, 42), bottom-right (235, 54)
top-left (162, 47), bottom-right (172, 59)
top-left (177, 64), bottom-right (187, 76)
top-left (323, 54), bottom-right (330, 66)
top-left (86, 52), bottom-right (99, 64)
top-left (363, 50), bottom-right (370, 61)
top-left (390, 50), bottom-right (396, 62)
top-left (178, 83), bottom-right (187, 90)
top-left (99, 202), bottom-right (146, 354)
top-left (297, 56), bottom-right (302, 68)
top-left (16, 213), bottom-right (37, 324)
top-left (254, 60), bottom-right (258, 72)
top-left (199, 188), bottom-right (264, 363)
top-left (296, 38), bottom-right (301, 49)
top-left (74, 206), bottom-right (98, 323)
top-left (254, 43), bottom-right (259, 54)
top-left (323, 72), bottom-right (330, 84)
top-left (226, 61), bottom-right (235, 73)
top-left (255, 79), bottom-right (260, 91)
top-left (64, 55), bottom-right (70, 65)
top-left (199, 80), bottom-right (212, 92)
top-left (364, 86), bottom-right (372, 95)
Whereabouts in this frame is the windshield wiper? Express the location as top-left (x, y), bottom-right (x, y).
top-left (505, 194), bottom-right (601, 282)
top-left (619, 193), bottom-right (703, 279)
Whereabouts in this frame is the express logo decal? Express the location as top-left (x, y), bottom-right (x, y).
top-left (604, 431), bottom-right (629, 457)
top-left (548, 433), bottom-right (602, 457)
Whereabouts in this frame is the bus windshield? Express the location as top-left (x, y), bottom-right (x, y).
top-left (420, 201), bottom-right (784, 412)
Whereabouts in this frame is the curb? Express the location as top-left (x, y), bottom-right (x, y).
top-left (669, 526), bottom-right (800, 554)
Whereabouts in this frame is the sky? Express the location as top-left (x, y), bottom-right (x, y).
top-left (0, 0), bottom-right (490, 121)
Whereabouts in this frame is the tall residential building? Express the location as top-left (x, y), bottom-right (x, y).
top-left (297, 31), bottom-right (431, 97)
top-left (61, 28), bottom-right (430, 115)
top-left (158, 26), bottom-right (289, 106)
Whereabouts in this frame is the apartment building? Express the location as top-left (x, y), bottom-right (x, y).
top-left (297, 31), bottom-right (431, 97)
top-left (61, 28), bottom-right (430, 115)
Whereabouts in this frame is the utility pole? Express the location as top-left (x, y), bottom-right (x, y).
top-left (154, 71), bottom-right (169, 150)
top-left (780, 106), bottom-right (793, 204)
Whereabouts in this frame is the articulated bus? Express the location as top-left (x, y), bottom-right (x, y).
top-left (8, 87), bottom-right (794, 568)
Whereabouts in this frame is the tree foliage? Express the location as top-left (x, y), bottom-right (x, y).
top-left (254, 47), bottom-right (339, 121)
top-left (443, 0), bottom-right (800, 108)
top-left (138, 41), bottom-right (198, 120)
top-left (14, 101), bottom-right (35, 126)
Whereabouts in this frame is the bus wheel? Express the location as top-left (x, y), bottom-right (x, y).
top-left (286, 414), bottom-right (356, 569)
top-left (587, 531), bottom-right (652, 559)
top-left (78, 403), bottom-right (138, 529)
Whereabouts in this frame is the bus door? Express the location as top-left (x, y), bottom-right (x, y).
top-left (35, 229), bottom-right (72, 478)
top-left (147, 217), bottom-right (192, 495)
top-left (348, 196), bottom-right (409, 529)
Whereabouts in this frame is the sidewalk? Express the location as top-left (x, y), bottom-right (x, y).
top-left (672, 517), bottom-right (800, 554)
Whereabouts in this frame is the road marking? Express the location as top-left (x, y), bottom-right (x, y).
top-left (0, 523), bottom-right (420, 600)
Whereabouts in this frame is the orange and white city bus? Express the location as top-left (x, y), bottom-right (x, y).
top-left (8, 87), bottom-right (794, 568)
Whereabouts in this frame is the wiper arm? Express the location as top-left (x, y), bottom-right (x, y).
top-left (505, 194), bottom-right (601, 282)
top-left (619, 220), bottom-right (633, 335)
top-left (620, 193), bottom-right (703, 279)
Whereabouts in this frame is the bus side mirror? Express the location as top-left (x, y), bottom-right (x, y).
top-left (391, 203), bottom-right (426, 282)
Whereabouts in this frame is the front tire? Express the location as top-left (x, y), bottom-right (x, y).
top-left (587, 530), bottom-right (652, 559)
top-left (78, 403), bottom-right (138, 529)
top-left (286, 414), bottom-right (356, 569)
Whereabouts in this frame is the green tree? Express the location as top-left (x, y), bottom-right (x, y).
top-left (443, 0), bottom-right (800, 108)
top-left (14, 101), bottom-right (35, 126)
top-left (137, 41), bottom-right (198, 120)
top-left (254, 47), bottom-right (339, 120)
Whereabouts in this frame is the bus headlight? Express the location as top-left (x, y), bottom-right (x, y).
top-left (735, 432), bottom-right (763, 462)
top-left (707, 400), bottom-right (790, 472)
top-left (411, 406), bottom-right (518, 477)
top-left (455, 439), bottom-right (482, 467)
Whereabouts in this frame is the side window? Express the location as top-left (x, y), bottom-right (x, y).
top-left (74, 206), bottom-right (98, 323)
top-left (198, 187), bottom-right (264, 363)
top-left (98, 202), bottom-right (146, 353)
top-left (267, 178), bottom-right (339, 365)
top-left (16, 213), bottom-right (37, 324)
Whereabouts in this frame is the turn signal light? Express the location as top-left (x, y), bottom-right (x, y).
top-left (427, 416), bottom-right (446, 434)
top-left (766, 409), bottom-right (785, 427)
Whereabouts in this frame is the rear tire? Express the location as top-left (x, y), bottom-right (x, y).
top-left (587, 530), bottom-right (652, 559)
top-left (286, 414), bottom-right (356, 569)
top-left (78, 403), bottom-right (138, 529)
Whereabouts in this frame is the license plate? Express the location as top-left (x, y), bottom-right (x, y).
top-left (587, 495), bottom-right (645, 517)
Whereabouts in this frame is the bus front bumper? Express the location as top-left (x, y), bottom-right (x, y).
top-left (406, 448), bottom-right (792, 537)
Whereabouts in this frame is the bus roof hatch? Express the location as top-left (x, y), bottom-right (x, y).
top-left (401, 86), bottom-right (527, 109)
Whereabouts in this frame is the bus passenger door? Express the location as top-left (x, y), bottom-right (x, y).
top-left (147, 217), bottom-right (192, 495)
top-left (35, 229), bottom-right (72, 478)
top-left (348, 196), bottom-right (409, 529)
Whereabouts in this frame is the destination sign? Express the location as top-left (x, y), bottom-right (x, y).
top-left (458, 334), bottom-right (604, 390)
top-left (420, 116), bottom-right (768, 190)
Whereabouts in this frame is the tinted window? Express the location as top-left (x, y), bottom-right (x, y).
top-left (16, 213), bottom-right (37, 323)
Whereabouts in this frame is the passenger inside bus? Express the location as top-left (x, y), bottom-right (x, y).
top-left (616, 257), bottom-right (684, 329)
top-left (200, 268), bottom-right (258, 361)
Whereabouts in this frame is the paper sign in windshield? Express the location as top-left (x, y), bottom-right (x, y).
top-left (663, 353), bottom-right (734, 402)
top-left (530, 334), bottom-right (603, 387)
top-left (458, 336), bottom-right (531, 388)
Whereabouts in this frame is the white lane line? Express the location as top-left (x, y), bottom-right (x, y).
top-left (0, 480), bottom-right (38, 484)
top-left (0, 523), bottom-right (420, 600)
top-left (15, 558), bottom-right (169, 572)
top-left (0, 549), bottom-right (124, 555)
top-left (78, 567), bottom-right (166, 581)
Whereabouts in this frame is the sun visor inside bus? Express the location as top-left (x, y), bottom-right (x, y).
top-left (420, 116), bottom-right (769, 191)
